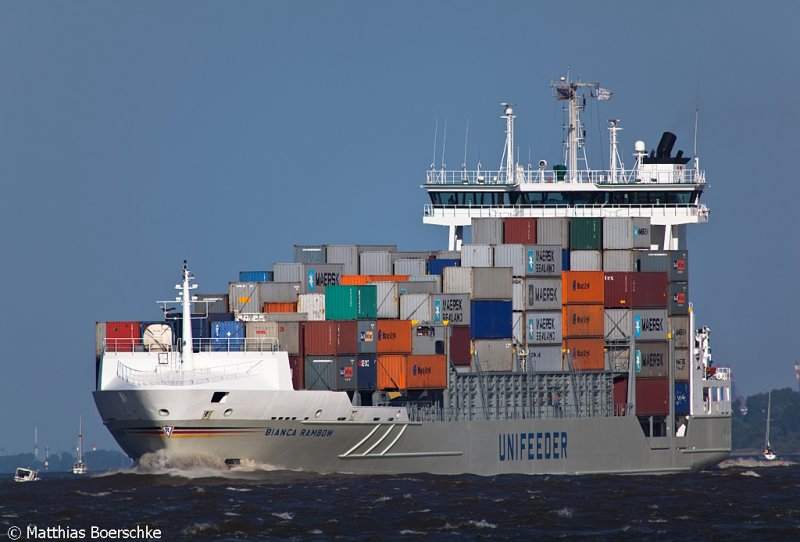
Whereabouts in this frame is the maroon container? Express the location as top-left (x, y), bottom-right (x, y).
top-left (635, 378), bottom-right (669, 415)
top-left (336, 321), bottom-right (358, 354)
top-left (503, 218), bottom-right (537, 244)
top-left (304, 321), bottom-right (337, 355)
top-left (288, 355), bottom-right (304, 390)
top-left (604, 272), bottom-right (633, 308)
top-left (450, 326), bottom-right (471, 366)
top-left (632, 272), bottom-right (668, 308)
top-left (613, 378), bottom-right (628, 410)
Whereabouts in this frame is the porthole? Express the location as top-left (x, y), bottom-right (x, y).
top-left (315, 409), bottom-right (322, 419)
top-left (158, 409), bottom-right (169, 417)
top-left (224, 409), bottom-right (233, 417)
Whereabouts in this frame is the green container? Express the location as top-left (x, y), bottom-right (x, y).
top-left (325, 285), bottom-right (378, 320)
top-left (569, 217), bottom-right (602, 249)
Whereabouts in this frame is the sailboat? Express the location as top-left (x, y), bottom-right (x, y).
top-left (72, 415), bottom-right (88, 474)
top-left (763, 390), bottom-right (777, 461)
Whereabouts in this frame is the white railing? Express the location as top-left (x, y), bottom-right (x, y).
top-left (425, 168), bottom-right (704, 186)
top-left (423, 203), bottom-right (710, 220)
top-left (116, 359), bottom-right (264, 386)
top-left (103, 337), bottom-right (280, 354)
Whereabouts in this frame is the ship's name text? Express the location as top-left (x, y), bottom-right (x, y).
top-left (498, 432), bottom-right (567, 461)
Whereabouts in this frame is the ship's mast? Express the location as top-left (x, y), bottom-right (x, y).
top-left (552, 73), bottom-right (597, 182)
top-left (608, 119), bottom-right (623, 183)
top-left (501, 103), bottom-right (516, 182)
top-left (177, 261), bottom-right (198, 371)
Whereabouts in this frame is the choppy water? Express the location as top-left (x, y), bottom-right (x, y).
top-left (1, 456), bottom-right (798, 541)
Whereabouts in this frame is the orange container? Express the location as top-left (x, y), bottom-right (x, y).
top-left (341, 275), bottom-right (370, 286)
top-left (367, 275), bottom-right (409, 282)
top-left (562, 271), bottom-right (605, 304)
top-left (377, 354), bottom-right (446, 390)
top-left (263, 302), bottom-right (297, 313)
top-left (377, 319), bottom-right (412, 353)
top-left (563, 338), bottom-right (605, 370)
top-left (562, 304), bottom-right (604, 338)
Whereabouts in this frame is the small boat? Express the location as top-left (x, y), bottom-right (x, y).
top-left (14, 467), bottom-right (39, 482)
top-left (72, 415), bottom-right (88, 474)
top-left (763, 389), bottom-right (777, 461)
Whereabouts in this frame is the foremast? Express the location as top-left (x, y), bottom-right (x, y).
top-left (177, 260), bottom-right (198, 371)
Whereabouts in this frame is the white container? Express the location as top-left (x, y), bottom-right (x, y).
top-left (460, 244), bottom-right (493, 267)
top-left (494, 244), bottom-right (527, 276)
top-left (536, 218), bottom-right (569, 248)
top-left (326, 245), bottom-right (359, 275)
top-left (512, 278), bottom-right (525, 312)
top-left (373, 281), bottom-right (399, 319)
top-left (570, 250), bottom-right (602, 271)
top-left (603, 250), bottom-right (636, 272)
top-left (273, 263), bottom-right (304, 283)
top-left (400, 293), bottom-right (432, 321)
top-left (393, 258), bottom-right (426, 276)
top-left (360, 251), bottom-right (393, 275)
top-left (471, 217), bottom-right (504, 245)
top-left (297, 293), bottom-right (326, 321)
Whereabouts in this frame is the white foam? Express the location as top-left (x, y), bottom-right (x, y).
top-left (272, 512), bottom-right (295, 520)
top-left (554, 507), bottom-right (574, 518)
top-left (718, 457), bottom-right (796, 469)
top-left (469, 519), bottom-right (497, 529)
top-left (741, 470), bottom-right (761, 478)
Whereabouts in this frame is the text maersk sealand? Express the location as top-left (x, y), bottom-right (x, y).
top-left (93, 74), bottom-right (731, 475)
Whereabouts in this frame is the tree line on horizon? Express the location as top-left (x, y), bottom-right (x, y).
top-left (732, 387), bottom-right (800, 453)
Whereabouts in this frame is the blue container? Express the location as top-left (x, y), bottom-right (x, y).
top-left (562, 249), bottom-right (571, 271)
top-left (356, 354), bottom-right (378, 390)
top-left (470, 300), bottom-right (513, 339)
top-left (210, 321), bottom-right (245, 352)
top-left (239, 271), bottom-right (273, 282)
top-left (426, 258), bottom-right (460, 276)
top-left (675, 381), bottom-right (689, 414)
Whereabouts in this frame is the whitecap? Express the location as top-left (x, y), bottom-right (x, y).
top-left (400, 529), bottom-right (426, 535)
top-left (741, 470), bottom-right (761, 478)
top-left (225, 487), bottom-right (252, 492)
top-left (272, 512), bottom-right (295, 520)
top-left (469, 519), bottom-right (497, 529)
top-left (555, 507), bottom-right (574, 518)
top-left (373, 496), bottom-right (392, 503)
top-left (75, 491), bottom-right (112, 497)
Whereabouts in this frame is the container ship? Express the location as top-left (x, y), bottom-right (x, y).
top-left (93, 75), bottom-right (732, 475)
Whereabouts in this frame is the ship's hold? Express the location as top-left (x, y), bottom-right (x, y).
top-left (472, 339), bottom-right (514, 372)
top-left (562, 271), bottom-right (605, 304)
top-left (503, 217), bottom-right (537, 244)
top-left (470, 300), bottom-right (513, 339)
top-left (570, 217), bottom-right (602, 250)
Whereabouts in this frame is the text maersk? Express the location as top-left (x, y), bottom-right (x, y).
top-left (499, 432), bottom-right (567, 461)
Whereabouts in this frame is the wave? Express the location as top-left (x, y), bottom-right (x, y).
top-left (718, 457), bottom-right (797, 469)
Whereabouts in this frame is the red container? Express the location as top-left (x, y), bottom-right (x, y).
top-left (450, 326), bottom-right (471, 366)
top-left (106, 321), bottom-right (140, 352)
top-left (377, 320), bottom-right (412, 353)
top-left (632, 272), bottom-right (668, 308)
top-left (636, 378), bottom-right (669, 415)
top-left (288, 355), bottom-right (304, 390)
top-left (303, 321), bottom-right (337, 355)
top-left (604, 272), bottom-right (633, 308)
top-left (503, 218), bottom-right (537, 244)
top-left (336, 321), bottom-right (358, 354)
top-left (613, 378), bottom-right (628, 412)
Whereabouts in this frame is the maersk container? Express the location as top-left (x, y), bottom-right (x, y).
top-left (324, 285), bottom-right (378, 320)
top-left (603, 250), bottom-right (636, 272)
top-left (393, 258), bottom-right (426, 276)
top-left (373, 281), bottom-right (399, 319)
top-left (670, 316), bottom-right (690, 349)
top-left (411, 325), bottom-right (446, 355)
top-left (526, 277), bottom-right (562, 310)
top-left (426, 258), bottom-right (460, 276)
top-left (632, 218), bottom-right (652, 249)
top-left (638, 250), bottom-right (689, 282)
top-left (397, 280), bottom-right (440, 295)
top-left (357, 320), bottom-right (377, 353)
top-left (570, 250), bottom-right (603, 271)
top-left (563, 304), bottom-right (605, 338)
top-left (431, 293), bottom-right (470, 326)
top-left (360, 251), bottom-right (393, 275)
top-left (503, 217), bottom-right (536, 244)
top-left (294, 245), bottom-right (327, 264)
top-left (470, 300), bottom-right (513, 339)
top-left (450, 326), bottom-right (471, 365)
top-left (635, 342), bottom-right (669, 378)
top-left (526, 345), bottom-right (563, 372)
top-left (302, 263), bottom-right (344, 295)
top-left (443, 267), bottom-right (512, 299)
top-left (210, 321), bottom-right (245, 352)
top-left (570, 218), bottom-right (602, 250)
top-left (460, 244), bottom-right (493, 267)
top-left (274, 263), bottom-right (304, 283)
top-left (669, 283), bottom-right (689, 315)
top-left (632, 309), bottom-right (669, 341)
top-left (245, 321), bottom-right (279, 351)
top-left (356, 354), bottom-right (378, 389)
top-left (400, 293), bottom-right (432, 322)
top-left (305, 356), bottom-right (336, 390)
top-left (603, 218), bottom-right (650, 250)
top-left (675, 381), bottom-right (689, 414)
top-left (675, 348), bottom-right (689, 381)
top-left (239, 271), bottom-right (273, 283)
top-left (513, 311), bottom-right (525, 345)
top-left (263, 282), bottom-right (301, 303)
top-left (631, 272), bottom-right (668, 308)
top-left (494, 244), bottom-right (527, 277)
top-left (512, 278), bottom-right (525, 311)
top-left (635, 378), bottom-right (669, 416)
top-left (228, 282), bottom-right (267, 313)
top-left (603, 272), bottom-right (633, 308)
top-left (526, 311), bottom-right (562, 345)
top-left (472, 339), bottom-right (514, 372)
top-left (524, 245), bottom-right (562, 276)
top-left (297, 293), bottom-right (325, 321)
top-left (471, 217), bottom-right (504, 245)
top-left (537, 218), bottom-right (569, 248)
top-left (326, 245), bottom-right (359, 275)
top-left (336, 356), bottom-right (358, 390)
top-left (604, 309), bottom-right (633, 341)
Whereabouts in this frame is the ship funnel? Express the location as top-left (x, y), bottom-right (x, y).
top-left (656, 132), bottom-right (677, 158)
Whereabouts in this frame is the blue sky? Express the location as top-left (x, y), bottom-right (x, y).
top-left (0, 1), bottom-right (796, 454)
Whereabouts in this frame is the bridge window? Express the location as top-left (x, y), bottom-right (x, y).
top-left (430, 192), bottom-right (510, 206)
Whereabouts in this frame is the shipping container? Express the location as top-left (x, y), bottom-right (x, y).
top-left (473, 339), bottom-right (514, 372)
top-left (340, 275), bottom-right (370, 285)
top-left (302, 263), bottom-right (344, 294)
top-left (95, 322), bottom-right (105, 359)
top-left (526, 311), bottom-right (563, 345)
top-left (263, 282), bottom-right (301, 303)
top-left (173, 315), bottom-right (210, 349)
top-left (570, 250), bottom-right (603, 271)
top-left (304, 321), bottom-right (337, 355)
top-left (262, 313), bottom-right (308, 323)
top-left (397, 280), bottom-right (440, 295)
top-left (562, 271), bottom-right (605, 304)
top-left (411, 325), bottom-right (446, 355)
top-left (297, 293), bottom-right (325, 321)
top-left (513, 311), bottom-right (525, 345)
top-left (192, 293), bottom-right (229, 314)
top-left (228, 282), bottom-right (267, 313)
top-left (392, 251), bottom-right (433, 262)
top-left (393, 258), bottom-right (426, 276)
top-left (460, 244), bottom-right (494, 267)
top-left (443, 267), bottom-right (513, 299)
top-left (210, 321), bottom-right (245, 352)
top-left (360, 251), bottom-right (393, 275)
top-left (336, 355), bottom-right (358, 390)
top-left (356, 354), bottom-right (378, 389)
top-left (638, 250), bottom-right (689, 282)
top-left (675, 348), bottom-right (689, 381)
top-left (512, 278), bottom-right (525, 312)
top-left (357, 321), bottom-right (377, 353)
top-left (562, 249), bottom-right (571, 272)
top-left (564, 338), bottom-right (605, 370)
top-left (570, 217), bottom-right (602, 250)
top-left (603, 272), bottom-right (633, 308)
top-left (525, 245), bottom-right (562, 276)
top-left (336, 320), bottom-right (358, 354)
top-left (305, 356), bottom-right (336, 390)
top-left (669, 283), bottom-right (689, 315)
top-left (563, 304), bottom-right (605, 338)
top-left (604, 309), bottom-right (633, 341)
top-left (670, 316), bottom-right (690, 349)
top-left (374, 281), bottom-right (399, 319)
top-left (377, 319), bottom-right (413, 353)
top-left (632, 309), bottom-right (669, 341)
top-left (470, 300), bottom-right (513, 339)
top-left (426, 258), bottom-right (460, 276)
top-left (263, 302), bottom-right (297, 314)
top-left (494, 244), bottom-right (527, 277)
top-left (273, 263), bottom-right (303, 283)
top-left (675, 381), bottom-right (689, 414)
top-left (239, 271), bottom-right (273, 283)
top-left (635, 378), bottom-right (669, 416)
top-left (471, 217), bottom-right (504, 245)
top-left (631, 272), bottom-right (668, 308)
top-left (603, 218), bottom-right (650, 250)
top-left (277, 321), bottom-right (302, 355)
top-left (365, 275), bottom-right (409, 282)
top-left (635, 342), bottom-right (669, 378)
top-left (536, 217), bottom-right (569, 248)
top-left (613, 378), bottom-right (628, 410)
top-left (294, 245), bottom-right (327, 264)
top-left (450, 326), bottom-right (471, 365)
top-left (632, 218), bottom-right (652, 249)
top-left (526, 345), bottom-right (563, 372)
top-left (431, 294), bottom-right (471, 325)
top-left (106, 321), bottom-right (140, 352)
top-left (603, 250), bottom-right (636, 272)
top-left (357, 244), bottom-right (397, 253)
top-left (503, 217), bottom-right (537, 244)
top-left (288, 355), bottom-right (303, 390)
top-left (245, 321), bottom-right (279, 351)
top-left (377, 354), bottom-right (447, 390)
top-left (525, 277), bottom-right (562, 310)
top-left (326, 245), bottom-right (359, 275)
top-left (400, 293), bottom-right (432, 322)
top-left (325, 285), bottom-right (378, 320)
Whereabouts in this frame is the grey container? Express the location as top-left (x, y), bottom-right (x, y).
top-left (360, 251), bottom-right (393, 275)
top-left (336, 356), bottom-right (358, 390)
top-left (398, 280), bottom-right (440, 295)
top-left (374, 282), bottom-right (399, 319)
top-left (358, 244), bottom-right (397, 253)
top-left (263, 313), bottom-right (307, 324)
top-left (245, 321), bottom-right (280, 351)
top-left (669, 282), bottom-right (689, 315)
top-left (297, 293), bottom-right (325, 321)
top-left (537, 218), bottom-right (569, 248)
top-left (273, 263), bottom-right (304, 283)
top-left (603, 218), bottom-right (650, 250)
top-left (326, 245), bottom-right (359, 275)
top-left (411, 325), bottom-right (446, 355)
top-left (526, 277), bottom-right (562, 310)
top-left (526, 311), bottom-right (563, 345)
top-left (670, 316), bottom-right (690, 349)
top-left (638, 250), bottom-right (689, 282)
top-left (527, 345), bottom-right (563, 372)
top-left (635, 342), bottom-right (669, 378)
top-left (436, 250), bottom-right (461, 259)
top-left (675, 348), bottom-right (689, 380)
top-left (294, 245), bottom-right (327, 264)
top-left (276, 321), bottom-right (301, 354)
top-left (524, 245), bottom-right (562, 276)
top-left (604, 309), bottom-right (633, 341)
top-left (193, 294), bottom-right (229, 314)
top-left (304, 356), bottom-right (336, 390)
top-left (460, 244), bottom-right (493, 267)
top-left (570, 250), bottom-right (603, 271)
top-left (391, 251), bottom-right (433, 262)
top-left (471, 217), bottom-right (504, 245)
top-left (632, 218), bottom-right (652, 249)
top-left (358, 321), bottom-right (377, 353)
top-left (400, 293), bottom-right (432, 322)
top-left (512, 278), bottom-right (525, 311)
top-left (603, 250), bottom-right (637, 272)
top-left (443, 267), bottom-right (512, 299)
top-left (393, 258), bottom-right (426, 276)
top-left (228, 282), bottom-right (266, 313)
top-left (494, 244), bottom-right (527, 276)
top-left (513, 311), bottom-right (525, 345)
top-left (473, 339), bottom-right (514, 372)
top-left (431, 294), bottom-right (471, 325)
top-left (302, 263), bottom-right (344, 294)
top-left (263, 282), bottom-right (301, 303)
top-left (633, 309), bottom-right (669, 341)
